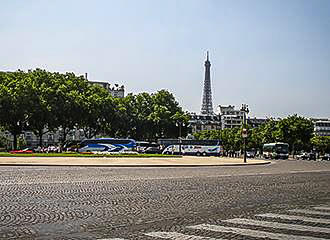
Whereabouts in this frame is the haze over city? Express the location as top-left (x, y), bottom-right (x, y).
top-left (1, 0), bottom-right (329, 118)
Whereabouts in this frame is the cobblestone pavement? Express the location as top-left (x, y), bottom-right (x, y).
top-left (0, 159), bottom-right (329, 239)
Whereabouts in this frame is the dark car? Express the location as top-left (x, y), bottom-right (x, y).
top-left (307, 152), bottom-right (316, 160)
top-left (143, 146), bottom-right (161, 154)
top-left (321, 153), bottom-right (330, 161)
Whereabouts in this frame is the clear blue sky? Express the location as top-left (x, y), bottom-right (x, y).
top-left (1, 0), bottom-right (329, 118)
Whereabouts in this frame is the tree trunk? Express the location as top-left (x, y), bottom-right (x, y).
top-left (39, 132), bottom-right (43, 147)
top-left (88, 129), bottom-right (92, 139)
top-left (292, 143), bottom-right (295, 158)
top-left (61, 128), bottom-right (67, 145)
top-left (13, 134), bottom-right (17, 150)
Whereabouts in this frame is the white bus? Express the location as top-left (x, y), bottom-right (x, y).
top-left (263, 142), bottom-right (289, 159)
top-left (161, 139), bottom-right (222, 156)
top-left (78, 138), bottom-right (136, 153)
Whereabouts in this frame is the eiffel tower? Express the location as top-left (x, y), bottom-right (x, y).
top-left (200, 51), bottom-right (214, 115)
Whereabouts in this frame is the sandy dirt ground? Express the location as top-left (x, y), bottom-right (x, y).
top-left (0, 156), bottom-right (270, 166)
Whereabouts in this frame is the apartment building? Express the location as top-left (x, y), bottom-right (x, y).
top-left (89, 81), bottom-right (125, 98)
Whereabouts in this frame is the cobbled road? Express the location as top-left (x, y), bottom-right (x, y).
top-left (0, 159), bottom-right (330, 240)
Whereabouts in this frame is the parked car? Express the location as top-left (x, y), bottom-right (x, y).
top-left (308, 152), bottom-right (316, 160)
top-left (246, 151), bottom-right (256, 158)
top-left (143, 146), bottom-right (161, 154)
top-left (9, 148), bottom-right (33, 154)
top-left (321, 153), bottom-right (330, 161)
top-left (297, 152), bottom-right (316, 160)
top-left (296, 152), bottom-right (309, 160)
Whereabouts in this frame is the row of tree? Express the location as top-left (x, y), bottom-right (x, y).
top-left (194, 115), bottom-right (330, 154)
top-left (0, 69), bottom-right (189, 149)
top-left (1, 69), bottom-right (328, 153)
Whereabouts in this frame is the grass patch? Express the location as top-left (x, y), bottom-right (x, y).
top-left (0, 152), bottom-right (182, 158)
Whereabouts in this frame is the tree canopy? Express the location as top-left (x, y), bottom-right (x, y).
top-left (0, 69), bottom-right (189, 149)
top-left (194, 115), bottom-right (318, 154)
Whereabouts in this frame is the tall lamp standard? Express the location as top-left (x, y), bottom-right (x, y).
top-left (176, 121), bottom-right (186, 155)
top-left (240, 104), bottom-right (249, 163)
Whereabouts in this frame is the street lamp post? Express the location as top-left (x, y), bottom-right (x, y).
top-left (240, 104), bottom-right (249, 163)
top-left (176, 121), bottom-right (185, 155)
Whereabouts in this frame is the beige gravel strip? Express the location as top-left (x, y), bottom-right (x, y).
top-left (0, 156), bottom-right (270, 166)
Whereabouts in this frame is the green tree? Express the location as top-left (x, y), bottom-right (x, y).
top-left (26, 69), bottom-right (57, 147)
top-left (0, 71), bottom-right (31, 149)
top-left (112, 90), bottom-right (188, 140)
top-left (258, 118), bottom-right (278, 144)
top-left (193, 130), bottom-right (220, 140)
top-left (170, 111), bottom-right (190, 139)
top-left (148, 90), bottom-right (187, 139)
top-left (311, 136), bottom-right (330, 154)
top-left (247, 126), bottom-right (264, 152)
top-left (50, 72), bottom-right (88, 144)
top-left (194, 127), bottom-right (242, 152)
top-left (111, 94), bottom-right (139, 138)
top-left (274, 115), bottom-right (314, 153)
top-left (134, 92), bottom-right (154, 140)
top-left (79, 84), bottom-right (115, 138)
top-left (219, 129), bottom-right (232, 152)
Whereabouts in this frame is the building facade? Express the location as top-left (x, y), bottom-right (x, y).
top-left (188, 114), bottom-right (221, 133)
top-left (218, 105), bottom-right (244, 129)
top-left (1, 128), bottom-right (86, 149)
top-left (89, 81), bottom-right (125, 98)
top-left (247, 117), bottom-right (268, 129)
top-left (218, 105), bottom-right (267, 129)
top-left (313, 119), bottom-right (330, 136)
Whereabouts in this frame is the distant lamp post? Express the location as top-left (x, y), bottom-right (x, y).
top-left (176, 121), bottom-right (186, 155)
top-left (240, 104), bottom-right (249, 163)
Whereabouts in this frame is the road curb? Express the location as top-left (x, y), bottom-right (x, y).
top-left (0, 161), bottom-right (271, 167)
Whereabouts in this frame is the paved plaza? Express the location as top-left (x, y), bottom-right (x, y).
top-left (0, 159), bottom-right (329, 239)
